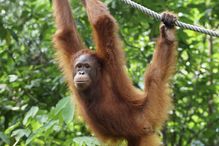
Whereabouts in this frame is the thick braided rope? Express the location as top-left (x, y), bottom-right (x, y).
top-left (121, 0), bottom-right (219, 37)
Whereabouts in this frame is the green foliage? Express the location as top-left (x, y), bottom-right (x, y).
top-left (73, 137), bottom-right (100, 146)
top-left (0, 0), bottom-right (219, 146)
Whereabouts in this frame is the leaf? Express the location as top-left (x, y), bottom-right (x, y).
top-left (25, 120), bottom-right (58, 145)
top-left (5, 122), bottom-right (20, 134)
top-left (0, 131), bottom-right (10, 144)
top-left (54, 97), bottom-right (69, 115)
top-left (11, 129), bottom-right (31, 141)
top-left (62, 97), bottom-right (74, 124)
top-left (73, 136), bottom-right (100, 146)
top-left (25, 127), bottom-right (44, 145)
top-left (5, 31), bottom-right (11, 45)
top-left (44, 120), bottom-right (59, 131)
top-left (23, 106), bottom-right (39, 125)
top-left (8, 74), bottom-right (18, 82)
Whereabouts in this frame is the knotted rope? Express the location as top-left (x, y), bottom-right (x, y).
top-left (121, 0), bottom-right (219, 37)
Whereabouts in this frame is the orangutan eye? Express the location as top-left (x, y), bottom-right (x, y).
top-left (85, 64), bottom-right (90, 68)
top-left (77, 64), bottom-right (82, 68)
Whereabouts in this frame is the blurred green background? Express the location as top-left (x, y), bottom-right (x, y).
top-left (0, 0), bottom-right (219, 145)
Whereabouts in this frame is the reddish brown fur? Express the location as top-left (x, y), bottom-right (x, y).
top-left (52, 0), bottom-right (177, 145)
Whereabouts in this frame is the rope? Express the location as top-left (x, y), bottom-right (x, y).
top-left (121, 0), bottom-right (219, 37)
